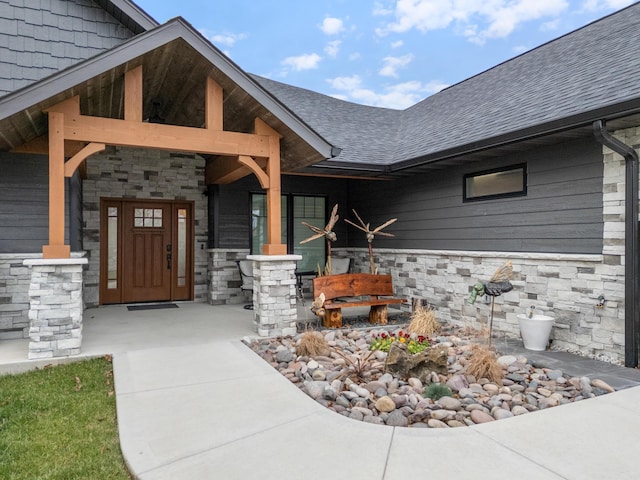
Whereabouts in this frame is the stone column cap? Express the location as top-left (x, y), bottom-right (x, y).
top-left (247, 254), bottom-right (302, 261)
top-left (24, 258), bottom-right (88, 267)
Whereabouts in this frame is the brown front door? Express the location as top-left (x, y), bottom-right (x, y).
top-left (100, 199), bottom-right (194, 304)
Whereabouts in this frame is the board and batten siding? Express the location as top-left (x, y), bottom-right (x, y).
top-left (347, 138), bottom-right (604, 254)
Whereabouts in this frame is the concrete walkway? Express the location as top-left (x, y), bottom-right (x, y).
top-left (2, 302), bottom-right (640, 479)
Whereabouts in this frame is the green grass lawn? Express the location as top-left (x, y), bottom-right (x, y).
top-left (0, 357), bottom-right (132, 480)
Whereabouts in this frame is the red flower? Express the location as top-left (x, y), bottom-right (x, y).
top-left (418, 335), bottom-right (425, 343)
top-left (381, 333), bottom-right (387, 339)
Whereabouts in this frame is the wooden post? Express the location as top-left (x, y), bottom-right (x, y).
top-left (255, 119), bottom-right (286, 255)
top-left (43, 112), bottom-right (70, 259)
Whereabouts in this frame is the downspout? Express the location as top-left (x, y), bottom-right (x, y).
top-left (593, 120), bottom-right (639, 368)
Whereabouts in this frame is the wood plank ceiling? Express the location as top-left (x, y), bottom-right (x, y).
top-left (0, 38), bottom-right (325, 173)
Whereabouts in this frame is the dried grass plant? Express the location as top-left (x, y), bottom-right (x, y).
top-left (465, 345), bottom-right (504, 383)
top-left (297, 331), bottom-right (330, 357)
top-left (407, 305), bottom-right (441, 337)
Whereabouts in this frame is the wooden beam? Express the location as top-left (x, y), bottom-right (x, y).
top-left (10, 136), bottom-right (93, 157)
top-left (64, 142), bottom-right (106, 177)
top-left (43, 112), bottom-right (70, 259)
top-left (57, 112), bottom-right (270, 157)
top-left (124, 66), bottom-right (143, 122)
top-left (238, 155), bottom-right (269, 188)
top-left (205, 156), bottom-right (252, 184)
top-left (206, 77), bottom-right (223, 130)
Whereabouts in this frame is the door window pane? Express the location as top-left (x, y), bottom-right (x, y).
top-left (177, 208), bottom-right (187, 287)
top-left (134, 206), bottom-right (163, 227)
top-left (107, 207), bottom-right (118, 289)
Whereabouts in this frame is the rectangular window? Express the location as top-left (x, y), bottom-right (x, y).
top-left (251, 193), bottom-right (326, 272)
top-left (464, 163), bottom-right (527, 201)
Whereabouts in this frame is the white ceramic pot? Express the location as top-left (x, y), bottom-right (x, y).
top-left (517, 314), bottom-right (554, 351)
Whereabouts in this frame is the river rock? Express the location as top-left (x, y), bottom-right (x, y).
top-left (375, 396), bottom-right (396, 413)
top-left (470, 410), bottom-right (495, 424)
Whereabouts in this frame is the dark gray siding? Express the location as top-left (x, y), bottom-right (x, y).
top-left (0, 0), bottom-right (135, 97)
top-left (215, 175), bottom-right (349, 249)
top-left (0, 152), bottom-right (73, 253)
top-left (0, 153), bottom-right (48, 252)
top-left (347, 138), bottom-right (604, 254)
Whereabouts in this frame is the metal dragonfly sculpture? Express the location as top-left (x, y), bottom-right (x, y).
top-left (300, 204), bottom-right (340, 274)
top-left (345, 209), bottom-right (397, 274)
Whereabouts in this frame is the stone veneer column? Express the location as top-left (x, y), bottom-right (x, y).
top-left (23, 258), bottom-right (87, 359)
top-left (248, 254), bottom-right (300, 337)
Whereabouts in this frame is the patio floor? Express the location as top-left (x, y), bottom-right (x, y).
top-left (2, 301), bottom-right (640, 479)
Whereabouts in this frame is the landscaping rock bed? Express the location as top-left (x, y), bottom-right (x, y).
top-left (245, 325), bottom-right (615, 428)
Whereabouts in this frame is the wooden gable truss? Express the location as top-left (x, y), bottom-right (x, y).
top-left (37, 66), bottom-right (286, 258)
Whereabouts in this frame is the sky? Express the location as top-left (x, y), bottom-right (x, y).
top-left (133, 0), bottom-right (636, 110)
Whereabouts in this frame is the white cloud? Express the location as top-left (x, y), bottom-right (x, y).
top-left (391, 40), bottom-right (404, 48)
top-left (379, 54), bottom-right (414, 78)
top-left (200, 29), bottom-right (247, 47)
top-left (324, 40), bottom-right (342, 58)
top-left (376, 0), bottom-right (571, 45)
top-left (349, 52), bottom-right (362, 61)
top-left (373, 1), bottom-right (394, 16)
top-left (327, 75), bottom-right (363, 91)
top-left (320, 17), bottom-right (345, 35)
top-left (281, 53), bottom-right (322, 71)
top-left (327, 74), bottom-right (449, 109)
top-left (581, 0), bottom-right (634, 10)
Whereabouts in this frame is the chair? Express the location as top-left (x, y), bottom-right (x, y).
top-left (237, 260), bottom-right (254, 310)
top-left (330, 257), bottom-right (351, 275)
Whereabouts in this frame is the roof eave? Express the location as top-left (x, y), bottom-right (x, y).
top-left (389, 99), bottom-right (640, 173)
top-left (0, 17), bottom-right (335, 161)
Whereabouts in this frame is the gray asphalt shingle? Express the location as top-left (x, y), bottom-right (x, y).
top-left (254, 3), bottom-right (640, 168)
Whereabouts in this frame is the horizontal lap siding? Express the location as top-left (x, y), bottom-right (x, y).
top-left (0, 153), bottom-right (70, 253)
top-left (348, 138), bottom-right (603, 254)
top-left (216, 175), bottom-right (349, 248)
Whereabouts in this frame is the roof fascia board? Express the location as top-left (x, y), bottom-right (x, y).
top-left (0, 18), bottom-right (334, 160)
top-left (107, 0), bottom-right (159, 30)
top-left (390, 99), bottom-right (640, 172)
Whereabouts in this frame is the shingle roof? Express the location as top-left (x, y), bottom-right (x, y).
top-left (254, 2), bottom-right (640, 171)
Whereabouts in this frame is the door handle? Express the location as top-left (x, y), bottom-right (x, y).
top-left (166, 253), bottom-right (172, 270)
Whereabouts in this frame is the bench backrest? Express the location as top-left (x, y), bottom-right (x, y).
top-left (313, 273), bottom-right (395, 301)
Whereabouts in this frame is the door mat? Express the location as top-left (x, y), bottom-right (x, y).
top-left (127, 303), bottom-right (179, 311)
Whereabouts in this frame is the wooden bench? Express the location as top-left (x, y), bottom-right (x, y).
top-left (312, 273), bottom-right (406, 328)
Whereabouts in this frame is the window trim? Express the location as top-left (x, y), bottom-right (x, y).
top-left (463, 163), bottom-right (527, 202)
top-left (249, 192), bottom-right (328, 263)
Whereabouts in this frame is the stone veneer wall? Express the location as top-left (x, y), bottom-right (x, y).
top-left (0, 254), bottom-right (39, 339)
top-left (25, 258), bottom-right (86, 359)
top-left (249, 255), bottom-right (299, 337)
top-left (82, 147), bottom-right (208, 306)
top-left (330, 126), bottom-right (640, 365)
top-left (335, 247), bottom-right (623, 362)
top-left (207, 249), bottom-right (250, 305)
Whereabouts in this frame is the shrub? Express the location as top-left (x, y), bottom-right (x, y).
top-left (423, 383), bottom-right (453, 401)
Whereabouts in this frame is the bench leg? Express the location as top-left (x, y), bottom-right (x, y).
top-left (369, 305), bottom-right (388, 325)
top-left (323, 309), bottom-right (343, 328)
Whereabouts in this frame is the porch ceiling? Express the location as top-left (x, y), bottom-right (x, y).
top-left (0, 37), bottom-right (325, 172)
